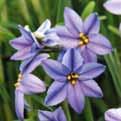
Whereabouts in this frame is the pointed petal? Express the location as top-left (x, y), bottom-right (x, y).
top-left (42, 59), bottom-right (69, 82)
top-left (54, 107), bottom-right (67, 121)
top-left (80, 47), bottom-right (97, 63)
top-left (53, 26), bottom-right (79, 48)
top-left (79, 63), bottom-right (105, 80)
top-left (81, 80), bottom-right (103, 97)
top-left (67, 82), bottom-right (85, 113)
top-left (10, 47), bottom-right (36, 60)
top-left (57, 39), bottom-right (79, 48)
top-left (38, 110), bottom-right (53, 121)
top-left (54, 26), bottom-right (77, 39)
top-left (103, 0), bottom-right (121, 15)
top-left (57, 49), bottom-right (66, 62)
top-left (18, 25), bottom-right (34, 43)
top-left (15, 90), bottom-right (24, 121)
top-left (62, 48), bottom-right (83, 71)
top-left (105, 108), bottom-right (121, 121)
top-left (88, 34), bottom-right (112, 55)
top-left (84, 13), bottom-right (100, 34)
top-left (36, 19), bottom-right (51, 34)
top-left (21, 74), bottom-right (46, 94)
top-left (20, 53), bottom-right (49, 74)
top-left (10, 36), bottom-right (31, 50)
top-left (64, 7), bottom-right (83, 36)
top-left (43, 33), bottom-right (59, 47)
top-left (45, 81), bottom-right (67, 106)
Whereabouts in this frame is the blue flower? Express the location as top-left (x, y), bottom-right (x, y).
top-left (10, 19), bottom-right (59, 61)
top-left (42, 48), bottom-right (105, 113)
top-left (15, 73), bottom-right (46, 121)
top-left (104, 0), bottom-right (121, 15)
top-left (54, 7), bottom-right (112, 62)
top-left (105, 108), bottom-right (121, 121)
top-left (38, 107), bottom-right (66, 121)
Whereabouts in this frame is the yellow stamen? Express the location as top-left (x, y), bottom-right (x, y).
top-left (14, 82), bottom-right (20, 88)
top-left (33, 32), bottom-right (44, 40)
top-left (67, 75), bottom-right (71, 80)
top-left (84, 39), bottom-right (89, 44)
top-left (79, 41), bottom-right (84, 46)
top-left (14, 73), bottom-right (23, 88)
top-left (71, 80), bottom-right (76, 85)
top-left (79, 32), bottom-right (89, 46)
top-left (67, 73), bottom-right (79, 86)
top-left (79, 32), bottom-right (84, 38)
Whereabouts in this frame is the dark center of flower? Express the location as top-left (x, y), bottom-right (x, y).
top-left (34, 32), bottom-right (44, 43)
top-left (67, 72), bottom-right (79, 85)
top-left (79, 32), bottom-right (89, 46)
top-left (14, 73), bottom-right (23, 88)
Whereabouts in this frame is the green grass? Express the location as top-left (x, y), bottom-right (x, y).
top-left (0, 0), bottom-right (121, 121)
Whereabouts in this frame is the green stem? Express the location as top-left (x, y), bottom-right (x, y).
top-left (83, 98), bottom-right (94, 121)
top-left (62, 101), bottom-right (72, 121)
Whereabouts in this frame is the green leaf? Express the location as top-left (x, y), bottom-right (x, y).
top-left (105, 49), bottom-right (121, 98)
top-left (83, 98), bottom-right (94, 121)
top-left (81, 1), bottom-right (95, 19)
top-left (108, 25), bottom-right (121, 37)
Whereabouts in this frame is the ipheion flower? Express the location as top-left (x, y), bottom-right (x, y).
top-left (14, 72), bottom-right (46, 121)
top-left (54, 7), bottom-right (112, 62)
top-left (42, 48), bottom-right (105, 113)
top-left (38, 107), bottom-right (67, 121)
top-left (105, 108), bottom-right (121, 121)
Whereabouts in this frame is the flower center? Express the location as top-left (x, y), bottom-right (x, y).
top-left (34, 32), bottom-right (45, 42)
top-left (67, 72), bottom-right (79, 85)
top-left (14, 73), bottom-right (23, 88)
top-left (79, 32), bottom-right (89, 46)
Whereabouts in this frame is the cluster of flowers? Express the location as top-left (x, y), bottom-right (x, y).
top-left (9, 2), bottom-right (120, 120)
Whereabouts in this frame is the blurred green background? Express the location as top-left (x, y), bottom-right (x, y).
top-left (0, 0), bottom-right (121, 121)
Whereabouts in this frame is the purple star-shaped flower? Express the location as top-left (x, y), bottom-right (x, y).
top-left (104, 0), bottom-right (121, 15)
top-left (105, 108), bottom-right (121, 121)
top-left (15, 73), bottom-right (46, 121)
top-left (54, 7), bottom-right (112, 62)
top-left (38, 107), bottom-right (66, 121)
top-left (10, 19), bottom-right (58, 61)
top-left (42, 48), bottom-right (105, 113)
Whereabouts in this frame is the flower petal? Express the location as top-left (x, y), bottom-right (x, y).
top-left (45, 81), bottom-right (67, 106)
top-left (79, 63), bottom-right (105, 80)
top-left (64, 7), bottom-right (83, 36)
top-left (11, 47), bottom-right (36, 60)
top-left (57, 49), bottom-right (66, 62)
top-left (43, 33), bottom-right (59, 47)
top-left (88, 34), bottom-right (112, 55)
top-left (18, 25), bottom-right (34, 43)
top-left (80, 47), bottom-right (97, 63)
top-left (38, 110), bottom-right (53, 121)
top-left (36, 19), bottom-right (51, 34)
top-left (54, 107), bottom-right (67, 121)
top-left (84, 13), bottom-right (100, 34)
top-left (81, 80), bottom-right (103, 97)
top-left (67, 82), bottom-right (85, 113)
top-left (105, 108), bottom-right (121, 121)
top-left (15, 90), bottom-right (24, 121)
top-left (103, 0), bottom-right (121, 15)
top-left (21, 74), bottom-right (46, 94)
top-left (10, 36), bottom-right (31, 50)
top-left (20, 53), bottom-right (49, 74)
top-left (54, 26), bottom-right (77, 39)
top-left (62, 48), bottom-right (83, 71)
top-left (42, 59), bottom-right (69, 82)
